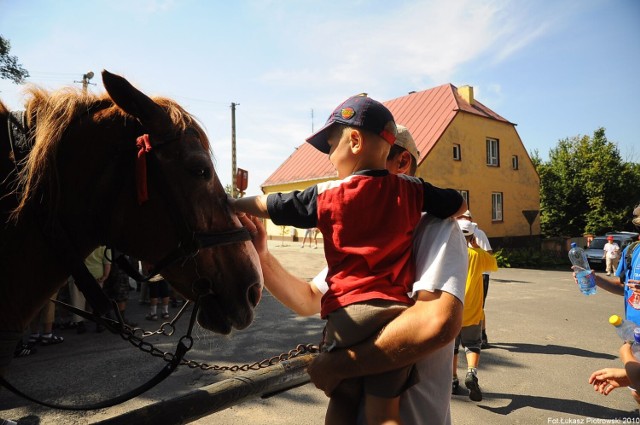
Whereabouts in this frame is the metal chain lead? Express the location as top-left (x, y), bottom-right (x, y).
top-left (116, 304), bottom-right (319, 372)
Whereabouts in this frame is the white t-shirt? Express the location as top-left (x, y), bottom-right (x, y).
top-left (603, 242), bottom-right (620, 260)
top-left (313, 215), bottom-right (467, 425)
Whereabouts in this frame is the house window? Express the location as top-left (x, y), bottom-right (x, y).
top-left (453, 144), bottom-right (461, 161)
top-left (486, 138), bottom-right (499, 166)
top-left (512, 155), bottom-right (519, 170)
top-left (458, 190), bottom-right (469, 207)
top-left (492, 192), bottom-right (503, 221)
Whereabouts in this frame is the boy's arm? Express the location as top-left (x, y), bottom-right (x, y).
top-left (420, 181), bottom-right (467, 219)
top-left (229, 195), bottom-right (270, 218)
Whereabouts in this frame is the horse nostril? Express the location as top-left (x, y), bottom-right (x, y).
top-left (247, 283), bottom-right (262, 307)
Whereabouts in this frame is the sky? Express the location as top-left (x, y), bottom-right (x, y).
top-left (1, 0), bottom-right (639, 196)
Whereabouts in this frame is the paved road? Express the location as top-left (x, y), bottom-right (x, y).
top-left (1, 241), bottom-right (639, 424)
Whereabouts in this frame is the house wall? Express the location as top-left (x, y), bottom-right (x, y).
top-left (417, 112), bottom-right (540, 239)
top-left (260, 178), bottom-right (333, 241)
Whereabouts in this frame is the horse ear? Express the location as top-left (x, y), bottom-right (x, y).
top-left (102, 70), bottom-right (172, 134)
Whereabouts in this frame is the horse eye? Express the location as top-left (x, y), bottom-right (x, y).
top-left (192, 167), bottom-right (211, 179)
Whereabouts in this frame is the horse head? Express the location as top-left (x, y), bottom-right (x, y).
top-left (96, 71), bottom-right (263, 334)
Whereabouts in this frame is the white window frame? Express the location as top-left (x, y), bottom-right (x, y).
top-left (512, 155), bottom-right (519, 170)
top-left (458, 190), bottom-right (469, 207)
top-left (486, 138), bottom-right (499, 166)
top-left (492, 192), bottom-right (503, 221)
top-left (453, 143), bottom-right (461, 161)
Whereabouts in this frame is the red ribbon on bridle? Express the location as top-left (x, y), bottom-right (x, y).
top-left (136, 134), bottom-right (152, 205)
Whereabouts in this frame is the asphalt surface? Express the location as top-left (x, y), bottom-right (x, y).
top-left (1, 240), bottom-right (639, 424)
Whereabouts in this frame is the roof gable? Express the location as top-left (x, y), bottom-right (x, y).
top-left (261, 84), bottom-right (513, 190)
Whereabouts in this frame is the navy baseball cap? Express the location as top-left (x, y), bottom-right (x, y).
top-left (306, 95), bottom-right (397, 154)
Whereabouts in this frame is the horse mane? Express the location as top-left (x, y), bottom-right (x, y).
top-left (11, 86), bottom-right (209, 221)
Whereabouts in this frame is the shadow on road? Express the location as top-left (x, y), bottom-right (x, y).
top-left (489, 341), bottom-right (617, 360)
top-left (477, 391), bottom-right (637, 419)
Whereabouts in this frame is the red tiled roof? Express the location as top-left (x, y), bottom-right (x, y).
top-left (261, 84), bottom-right (513, 190)
top-left (261, 142), bottom-right (336, 190)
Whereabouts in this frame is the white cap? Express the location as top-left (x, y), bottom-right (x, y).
top-left (395, 125), bottom-right (420, 162)
top-left (457, 220), bottom-right (476, 236)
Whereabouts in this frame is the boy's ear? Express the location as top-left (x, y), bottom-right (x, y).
top-left (349, 129), bottom-right (364, 154)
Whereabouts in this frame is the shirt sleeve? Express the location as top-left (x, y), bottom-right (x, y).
top-left (410, 216), bottom-right (468, 302)
top-left (421, 181), bottom-right (464, 218)
top-left (266, 185), bottom-right (318, 229)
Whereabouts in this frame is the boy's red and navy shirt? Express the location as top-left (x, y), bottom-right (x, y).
top-left (267, 169), bottom-right (463, 318)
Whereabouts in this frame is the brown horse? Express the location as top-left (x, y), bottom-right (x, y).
top-left (0, 71), bottom-right (263, 368)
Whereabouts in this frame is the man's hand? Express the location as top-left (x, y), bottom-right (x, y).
top-left (238, 214), bottom-right (268, 257)
top-left (307, 351), bottom-right (346, 397)
top-left (627, 279), bottom-right (640, 295)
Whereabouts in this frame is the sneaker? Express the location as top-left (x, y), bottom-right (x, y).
top-left (13, 343), bottom-right (36, 358)
top-left (145, 313), bottom-right (158, 321)
top-left (40, 334), bottom-right (64, 346)
top-left (465, 371), bottom-right (482, 402)
top-left (452, 377), bottom-right (459, 394)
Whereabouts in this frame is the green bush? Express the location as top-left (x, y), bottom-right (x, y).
top-left (494, 247), bottom-right (567, 270)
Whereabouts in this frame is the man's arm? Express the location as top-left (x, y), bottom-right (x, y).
top-left (239, 214), bottom-right (322, 316)
top-left (307, 289), bottom-right (462, 395)
top-left (593, 272), bottom-right (625, 296)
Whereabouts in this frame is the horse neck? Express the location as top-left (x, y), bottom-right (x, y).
top-left (0, 216), bottom-right (69, 333)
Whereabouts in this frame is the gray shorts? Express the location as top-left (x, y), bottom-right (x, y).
top-left (323, 299), bottom-right (416, 398)
top-left (454, 323), bottom-right (482, 354)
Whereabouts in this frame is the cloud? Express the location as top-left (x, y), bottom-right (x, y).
top-left (257, 1), bottom-right (553, 93)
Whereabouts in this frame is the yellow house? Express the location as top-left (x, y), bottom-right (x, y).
top-left (261, 84), bottom-right (540, 245)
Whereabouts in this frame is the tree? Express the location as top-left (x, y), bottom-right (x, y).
top-left (0, 36), bottom-right (29, 84)
top-left (537, 128), bottom-right (640, 237)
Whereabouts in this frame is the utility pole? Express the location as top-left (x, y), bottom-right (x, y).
top-left (231, 102), bottom-right (238, 198)
top-left (75, 71), bottom-right (95, 93)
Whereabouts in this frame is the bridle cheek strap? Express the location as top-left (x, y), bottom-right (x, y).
top-left (136, 134), bottom-right (152, 205)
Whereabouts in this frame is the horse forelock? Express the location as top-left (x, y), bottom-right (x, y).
top-left (152, 97), bottom-right (210, 151)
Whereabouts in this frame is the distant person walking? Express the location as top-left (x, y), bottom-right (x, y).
top-left (603, 235), bottom-right (620, 276)
top-left (453, 220), bottom-right (497, 402)
top-left (301, 227), bottom-right (319, 249)
top-left (456, 210), bottom-right (493, 348)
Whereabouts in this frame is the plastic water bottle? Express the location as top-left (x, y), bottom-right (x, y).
top-left (610, 314), bottom-right (638, 342)
top-left (633, 328), bottom-right (640, 361)
top-left (568, 242), bottom-right (596, 295)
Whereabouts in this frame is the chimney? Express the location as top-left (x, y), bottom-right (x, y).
top-left (457, 85), bottom-right (474, 105)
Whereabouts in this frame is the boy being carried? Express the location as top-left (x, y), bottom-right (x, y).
top-left (231, 95), bottom-right (466, 425)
